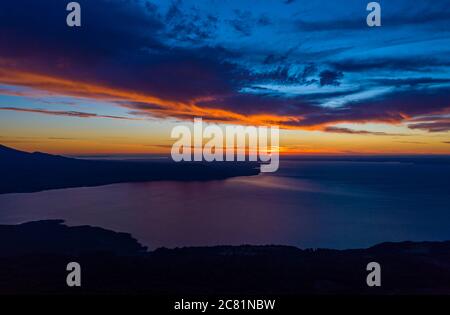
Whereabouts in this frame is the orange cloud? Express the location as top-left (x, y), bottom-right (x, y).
top-left (0, 65), bottom-right (448, 135)
top-left (0, 66), bottom-right (306, 128)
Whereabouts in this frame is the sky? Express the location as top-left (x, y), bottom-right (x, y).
top-left (0, 0), bottom-right (449, 155)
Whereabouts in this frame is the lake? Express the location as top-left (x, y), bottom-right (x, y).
top-left (0, 159), bottom-right (449, 249)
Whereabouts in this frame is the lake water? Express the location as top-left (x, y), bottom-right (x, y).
top-left (0, 160), bottom-right (449, 249)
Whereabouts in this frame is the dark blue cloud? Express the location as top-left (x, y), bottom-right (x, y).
top-left (330, 58), bottom-right (450, 73)
top-left (296, 3), bottom-right (450, 32)
top-left (164, 0), bottom-right (219, 43)
top-left (228, 10), bottom-right (254, 36)
top-left (319, 70), bottom-right (343, 86)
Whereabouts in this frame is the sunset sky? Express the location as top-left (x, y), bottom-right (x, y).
top-left (0, 0), bottom-right (449, 155)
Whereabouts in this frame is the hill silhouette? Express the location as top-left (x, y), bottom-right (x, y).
top-left (0, 220), bottom-right (450, 294)
top-left (0, 144), bottom-right (259, 194)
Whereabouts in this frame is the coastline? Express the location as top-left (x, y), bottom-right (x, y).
top-left (1, 220), bottom-right (449, 295)
top-left (0, 144), bottom-right (260, 194)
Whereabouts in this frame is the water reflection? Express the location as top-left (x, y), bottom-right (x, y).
top-left (0, 161), bottom-right (449, 249)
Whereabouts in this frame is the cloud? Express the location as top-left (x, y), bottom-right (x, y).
top-left (164, 0), bottom-right (219, 43)
top-left (228, 10), bottom-right (253, 36)
top-left (0, 0), bottom-right (449, 134)
top-left (407, 115), bottom-right (450, 132)
top-left (408, 120), bottom-right (450, 132)
top-left (0, 0), bottom-right (164, 66)
top-left (0, 0), bottom-right (241, 103)
top-left (305, 88), bottom-right (449, 128)
top-left (371, 77), bottom-right (450, 87)
top-left (263, 47), bottom-right (297, 65)
top-left (0, 107), bottom-right (136, 120)
top-left (323, 126), bottom-right (405, 136)
top-left (330, 58), bottom-right (450, 73)
top-left (319, 70), bottom-right (343, 86)
top-left (395, 141), bottom-right (427, 145)
top-left (296, 5), bottom-right (450, 32)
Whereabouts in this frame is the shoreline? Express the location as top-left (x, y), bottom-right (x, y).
top-left (0, 144), bottom-right (260, 194)
top-left (1, 220), bottom-right (450, 294)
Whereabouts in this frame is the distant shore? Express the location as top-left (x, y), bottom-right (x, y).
top-left (0, 144), bottom-right (259, 194)
top-left (1, 220), bottom-right (450, 294)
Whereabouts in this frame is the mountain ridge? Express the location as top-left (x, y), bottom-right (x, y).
top-left (0, 144), bottom-right (260, 194)
top-left (1, 219), bottom-right (450, 294)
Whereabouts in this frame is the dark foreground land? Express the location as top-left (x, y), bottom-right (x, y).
top-left (0, 220), bottom-right (449, 294)
top-left (0, 145), bottom-right (259, 194)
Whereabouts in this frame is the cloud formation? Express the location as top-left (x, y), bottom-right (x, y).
top-left (0, 0), bottom-right (449, 134)
top-left (0, 107), bottom-right (135, 120)
top-left (323, 127), bottom-right (405, 136)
